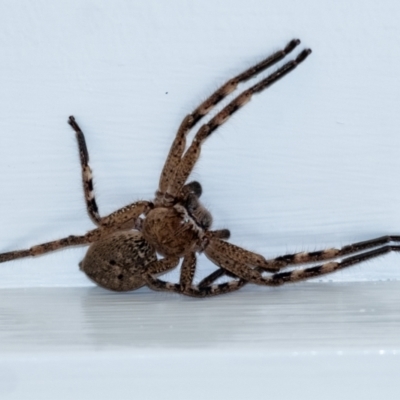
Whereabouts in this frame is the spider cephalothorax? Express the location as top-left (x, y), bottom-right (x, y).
top-left (2, 39), bottom-right (399, 297)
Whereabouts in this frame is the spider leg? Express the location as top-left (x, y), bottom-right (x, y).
top-left (0, 201), bottom-right (152, 264)
top-left (157, 39), bottom-right (303, 199)
top-left (205, 241), bottom-right (400, 286)
top-left (0, 230), bottom-right (101, 263)
top-left (195, 229), bottom-right (237, 287)
top-left (179, 251), bottom-right (197, 292)
top-left (189, 39), bottom-right (301, 128)
top-left (198, 268), bottom-right (240, 288)
top-left (142, 256), bottom-right (180, 293)
top-left (169, 47), bottom-right (312, 196)
top-left (99, 201), bottom-right (152, 229)
top-left (143, 252), bottom-right (247, 297)
top-left (198, 223), bottom-right (400, 287)
top-left (68, 116), bottom-right (101, 225)
top-left (209, 229), bottom-right (230, 240)
top-left (196, 230), bottom-right (246, 288)
top-left (179, 252), bottom-right (248, 297)
top-left (157, 115), bottom-right (194, 199)
top-left (205, 237), bottom-right (280, 272)
top-left (266, 235), bottom-right (400, 269)
top-left (203, 235), bottom-right (400, 286)
top-left (68, 116), bottom-right (153, 230)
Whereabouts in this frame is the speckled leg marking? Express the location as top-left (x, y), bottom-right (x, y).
top-left (142, 257), bottom-right (180, 292)
top-left (206, 238), bottom-right (281, 272)
top-left (0, 231), bottom-right (100, 263)
top-left (199, 235), bottom-right (400, 287)
top-left (265, 235), bottom-right (400, 268)
top-left (169, 44), bottom-right (312, 196)
top-left (68, 116), bottom-right (101, 225)
top-left (0, 200), bottom-right (153, 264)
top-left (157, 39), bottom-right (306, 202)
top-left (99, 201), bottom-right (153, 229)
top-left (179, 252), bottom-right (197, 292)
top-left (179, 252), bottom-right (248, 297)
top-left (144, 251), bottom-right (248, 298)
top-left (205, 241), bottom-right (400, 286)
top-left (69, 116), bottom-right (153, 230)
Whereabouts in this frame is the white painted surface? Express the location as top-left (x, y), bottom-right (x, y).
top-left (0, 1), bottom-right (400, 399)
top-left (1, 283), bottom-right (400, 399)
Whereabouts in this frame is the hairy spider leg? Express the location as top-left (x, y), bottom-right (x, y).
top-left (169, 48), bottom-right (311, 196)
top-left (157, 39), bottom-right (302, 200)
top-left (143, 251), bottom-right (248, 297)
top-left (151, 241), bottom-right (400, 298)
top-left (199, 235), bottom-right (400, 287)
top-left (0, 201), bottom-right (152, 263)
top-left (68, 116), bottom-right (102, 225)
top-left (143, 235), bottom-right (400, 297)
top-left (205, 239), bottom-right (400, 288)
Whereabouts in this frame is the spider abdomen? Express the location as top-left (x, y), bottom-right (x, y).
top-left (80, 231), bottom-right (157, 291)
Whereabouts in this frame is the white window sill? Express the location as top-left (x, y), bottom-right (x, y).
top-left (1, 282), bottom-right (399, 399)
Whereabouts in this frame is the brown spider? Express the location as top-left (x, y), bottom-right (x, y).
top-left (1, 39), bottom-right (398, 297)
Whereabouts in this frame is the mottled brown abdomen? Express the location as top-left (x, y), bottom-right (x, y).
top-left (80, 231), bottom-right (157, 291)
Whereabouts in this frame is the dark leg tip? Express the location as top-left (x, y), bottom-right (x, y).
top-left (68, 115), bottom-right (81, 131)
top-left (212, 229), bottom-right (231, 240)
top-left (220, 229), bottom-right (231, 239)
top-left (296, 48), bottom-right (312, 63)
top-left (284, 39), bottom-right (301, 54)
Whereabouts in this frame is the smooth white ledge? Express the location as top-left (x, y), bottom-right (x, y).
top-left (1, 282), bottom-right (400, 399)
